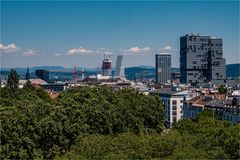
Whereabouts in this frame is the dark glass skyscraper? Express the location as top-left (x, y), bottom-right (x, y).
top-left (155, 53), bottom-right (171, 84)
top-left (180, 33), bottom-right (226, 84)
top-left (35, 69), bottom-right (49, 82)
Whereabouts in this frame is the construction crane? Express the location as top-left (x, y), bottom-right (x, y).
top-left (49, 65), bottom-right (86, 87)
top-left (73, 65), bottom-right (77, 87)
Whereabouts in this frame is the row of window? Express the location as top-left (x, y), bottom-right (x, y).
top-left (212, 61), bottom-right (220, 66)
top-left (188, 43), bottom-right (222, 47)
top-left (188, 73), bottom-right (199, 76)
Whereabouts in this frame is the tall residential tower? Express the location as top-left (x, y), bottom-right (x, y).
top-left (180, 33), bottom-right (226, 83)
top-left (155, 53), bottom-right (171, 84)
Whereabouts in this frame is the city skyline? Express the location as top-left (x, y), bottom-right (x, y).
top-left (1, 0), bottom-right (239, 68)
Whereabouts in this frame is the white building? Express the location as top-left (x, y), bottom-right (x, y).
top-left (115, 55), bottom-right (124, 78)
top-left (151, 89), bottom-right (199, 128)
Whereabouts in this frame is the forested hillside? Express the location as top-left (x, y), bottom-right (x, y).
top-left (0, 86), bottom-right (239, 159)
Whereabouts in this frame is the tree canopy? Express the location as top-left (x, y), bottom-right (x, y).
top-left (218, 85), bottom-right (228, 94)
top-left (0, 86), bottom-right (239, 159)
top-left (7, 69), bottom-right (19, 89)
top-left (0, 86), bottom-right (165, 159)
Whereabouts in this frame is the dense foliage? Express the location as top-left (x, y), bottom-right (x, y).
top-left (7, 69), bottom-right (19, 89)
top-left (0, 85), bottom-right (239, 159)
top-left (58, 111), bottom-right (240, 159)
top-left (218, 85), bottom-right (228, 94)
top-left (0, 86), bottom-right (164, 159)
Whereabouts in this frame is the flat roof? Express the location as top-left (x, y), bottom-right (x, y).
top-left (156, 53), bottom-right (171, 55)
top-left (150, 89), bottom-right (179, 95)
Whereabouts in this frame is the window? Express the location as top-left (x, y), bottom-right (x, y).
top-left (172, 111), bottom-right (177, 115)
top-left (172, 100), bottom-right (177, 105)
top-left (172, 105), bottom-right (177, 110)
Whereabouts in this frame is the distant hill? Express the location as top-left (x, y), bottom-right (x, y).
top-left (124, 66), bottom-right (180, 80)
top-left (1, 64), bottom-right (238, 80)
top-left (0, 65), bottom-right (180, 81)
top-left (125, 67), bottom-right (155, 80)
top-left (1, 66), bottom-right (66, 74)
top-left (226, 63), bottom-right (240, 78)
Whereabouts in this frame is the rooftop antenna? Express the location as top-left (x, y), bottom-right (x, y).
top-left (73, 65), bottom-right (77, 87)
top-left (81, 68), bottom-right (84, 80)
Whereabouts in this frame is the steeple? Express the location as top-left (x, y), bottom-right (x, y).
top-left (26, 66), bottom-right (30, 80)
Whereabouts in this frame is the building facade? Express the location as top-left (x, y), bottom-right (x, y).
top-left (102, 54), bottom-right (112, 76)
top-left (180, 33), bottom-right (226, 84)
top-left (151, 90), bottom-right (198, 128)
top-left (183, 95), bottom-right (240, 124)
top-left (35, 69), bottom-right (49, 82)
top-left (115, 55), bottom-right (124, 77)
top-left (156, 53), bottom-right (171, 84)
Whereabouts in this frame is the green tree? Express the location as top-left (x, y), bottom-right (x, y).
top-left (1, 86), bottom-right (239, 159)
top-left (7, 69), bottom-right (19, 89)
top-left (218, 85), bottom-right (227, 94)
top-left (24, 80), bottom-right (33, 88)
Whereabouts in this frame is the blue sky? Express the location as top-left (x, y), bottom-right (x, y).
top-left (1, 0), bottom-right (239, 68)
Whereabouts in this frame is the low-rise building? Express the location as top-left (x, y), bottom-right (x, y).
top-left (150, 89), bottom-right (199, 128)
top-left (222, 97), bottom-right (240, 124)
top-left (183, 91), bottom-right (240, 124)
top-left (183, 96), bottom-right (204, 119)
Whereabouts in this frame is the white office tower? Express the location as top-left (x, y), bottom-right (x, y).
top-left (102, 54), bottom-right (112, 76)
top-left (115, 55), bottom-right (124, 78)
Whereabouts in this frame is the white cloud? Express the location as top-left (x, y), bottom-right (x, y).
top-left (66, 47), bottom-right (93, 56)
top-left (160, 45), bottom-right (174, 53)
top-left (125, 46), bottom-right (151, 54)
top-left (0, 43), bottom-right (19, 53)
top-left (22, 50), bottom-right (38, 56)
top-left (163, 45), bottom-right (172, 51)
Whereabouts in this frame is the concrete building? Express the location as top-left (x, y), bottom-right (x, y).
top-left (115, 55), bottom-right (124, 77)
top-left (150, 89), bottom-right (198, 128)
top-left (40, 83), bottom-right (65, 92)
top-left (183, 96), bottom-right (205, 119)
top-left (180, 33), bottom-right (226, 84)
top-left (223, 97), bottom-right (240, 124)
top-left (182, 91), bottom-right (240, 124)
top-left (155, 53), bottom-right (171, 84)
top-left (35, 69), bottom-right (49, 82)
top-left (102, 54), bottom-right (112, 76)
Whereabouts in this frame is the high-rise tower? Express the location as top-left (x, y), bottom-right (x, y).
top-left (115, 55), bottom-right (124, 77)
top-left (102, 54), bottom-right (112, 76)
top-left (155, 53), bottom-right (171, 84)
top-left (180, 33), bottom-right (226, 83)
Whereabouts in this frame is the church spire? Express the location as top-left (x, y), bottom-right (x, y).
top-left (26, 66), bottom-right (30, 80)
